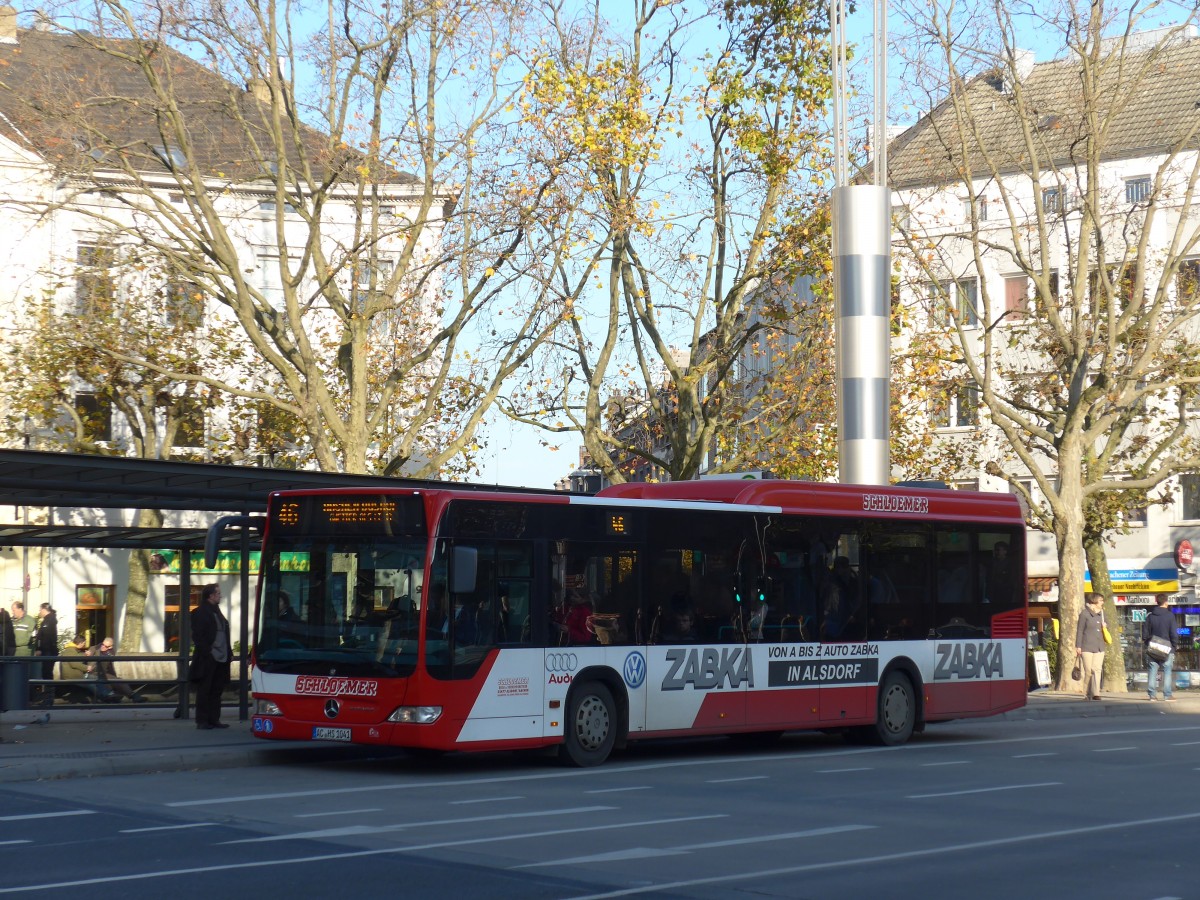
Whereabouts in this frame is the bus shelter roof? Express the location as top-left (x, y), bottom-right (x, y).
top-left (0, 448), bottom-right (549, 549)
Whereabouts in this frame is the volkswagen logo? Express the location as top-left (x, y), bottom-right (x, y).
top-left (623, 651), bottom-right (646, 689)
top-left (324, 698), bottom-right (340, 719)
top-left (545, 653), bottom-right (578, 673)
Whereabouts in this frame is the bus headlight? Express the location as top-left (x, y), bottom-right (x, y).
top-left (254, 698), bottom-right (282, 716)
top-left (387, 706), bottom-right (442, 724)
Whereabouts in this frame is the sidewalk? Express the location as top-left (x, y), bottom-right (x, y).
top-left (1, 691), bottom-right (1197, 784)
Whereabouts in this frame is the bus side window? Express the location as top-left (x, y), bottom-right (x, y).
top-left (497, 581), bottom-right (532, 645)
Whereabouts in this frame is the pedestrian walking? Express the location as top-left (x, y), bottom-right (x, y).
top-left (1075, 595), bottom-right (1107, 701)
top-left (189, 584), bottom-right (231, 729)
top-left (1143, 595), bottom-right (1179, 702)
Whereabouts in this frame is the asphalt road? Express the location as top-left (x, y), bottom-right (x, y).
top-left (2, 712), bottom-right (1199, 899)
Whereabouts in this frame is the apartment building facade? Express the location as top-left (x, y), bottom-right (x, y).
top-left (887, 26), bottom-right (1200, 675)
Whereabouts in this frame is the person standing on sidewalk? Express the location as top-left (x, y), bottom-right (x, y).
top-left (31, 603), bottom-right (57, 708)
top-left (1075, 595), bottom-right (1107, 701)
top-left (1143, 595), bottom-right (1179, 702)
top-left (10, 602), bottom-right (35, 657)
top-left (0, 606), bottom-right (15, 656)
top-left (189, 584), bottom-right (231, 729)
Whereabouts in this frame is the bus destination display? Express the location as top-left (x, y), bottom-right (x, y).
top-left (270, 495), bottom-right (425, 535)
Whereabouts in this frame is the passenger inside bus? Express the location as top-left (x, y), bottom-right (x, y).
top-left (450, 596), bottom-right (478, 645)
top-left (820, 556), bottom-right (861, 640)
top-left (555, 588), bottom-right (594, 645)
top-left (662, 604), bottom-right (698, 643)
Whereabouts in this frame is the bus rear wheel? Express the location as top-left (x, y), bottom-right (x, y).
top-left (560, 681), bottom-right (616, 767)
top-left (871, 671), bottom-right (916, 746)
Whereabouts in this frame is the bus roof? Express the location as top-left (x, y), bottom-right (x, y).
top-left (265, 480), bottom-right (1025, 527)
top-left (596, 480), bottom-right (1024, 525)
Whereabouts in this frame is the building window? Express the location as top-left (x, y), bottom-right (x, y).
top-left (258, 255), bottom-right (286, 310)
top-left (350, 258), bottom-right (395, 313)
top-left (963, 196), bottom-right (988, 223)
top-left (929, 279), bottom-right (980, 329)
top-left (1042, 187), bottom-right (1060, 213)
top-left (931, 382), bottom-right (979, 428)
top-left (164, 271), bottom-right (203, 328)
top-left (891, 204), bottom-right (911, 231)
top-left (75, 242), bottom-right (116, 316)
top-left (1182, 475), bottom-right (1200, 521)
top-left (1125, 176), bottom-right (1152, 205)
top-left (259, 199), bottom-right (297, 215)
top-left (1175, 258), bottom-right (1200, 309)
top-left (1122, 497), bottom-right (1148, 527)
top-left (1003, 274), bottom-right (1028, 319)
top-left (74, 392), bottom-right (112, 443)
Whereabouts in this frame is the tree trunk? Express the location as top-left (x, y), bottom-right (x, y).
top-left (1084, 537), bottom-right (1128, 693)
top-left (120, 508), bottom-right (163, 653)
top-left (1052, 450), bottom-right (1087, 693)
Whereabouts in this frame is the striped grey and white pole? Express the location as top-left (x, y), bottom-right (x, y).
top-left (830, 0), bottom-right (890, 485)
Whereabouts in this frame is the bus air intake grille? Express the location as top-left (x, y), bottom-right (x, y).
top-left (990, 608), bottom-right (1027, 639)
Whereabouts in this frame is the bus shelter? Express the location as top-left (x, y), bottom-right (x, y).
top-left (0, 449), bottom-right (522, 718)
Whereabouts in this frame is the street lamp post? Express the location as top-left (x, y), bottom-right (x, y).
top-left (831, 0), bottom-right (891, 486)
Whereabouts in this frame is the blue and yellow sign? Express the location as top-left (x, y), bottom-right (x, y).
top-left (1085, 568), bottom-right (1179, 594)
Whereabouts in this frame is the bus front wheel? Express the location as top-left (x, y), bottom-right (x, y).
top-left (560, 681), bottom-right (616, 767)
top-left (871, 671), bottom-right (916, 746)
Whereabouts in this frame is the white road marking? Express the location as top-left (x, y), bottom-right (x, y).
top-left (908, 782), bottom-right (1061, 799)
top-left (293, 808), bottom-right (384, 818)
top-left (563, 810), bottom-right (1200, 899)
top-left (518, 847), bottom-right (689, 866)
top-left (816, 767), bottom-right (874, 773)
top-left (119, 823), bottom-right (217, 834)
top-left (1171, 741), bottom-right (1200, 746)
top-left (674, 824), bottom-right (875, 851)
top-left (0, 810), bottom-right (95, 822)
top-left (0, 840), bottom-right (31, 846)
top-left (585, 786), bottom-right (653, 794)
top-left (450, 796), bottom-right (523, 805)
top-left (921, 760), bottom-right (970, 767)
top-left (1092, 746), bottom-right (1137, 752)
top-left (164, 724), bottom-right (1200, 808)
top-left (1012, 753), bottom-right (1056, 758)
top-left (0, 814), bottom-right (727, 893)
top-left (514, 824), bottom-right (877, 869)
top-left (706, 776), bottom-right (769, 784)
top-left (221, 805), bottom-right (615, 844)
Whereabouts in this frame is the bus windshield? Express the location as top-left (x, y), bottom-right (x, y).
top-left (256, 536), bottom-right (428, 678)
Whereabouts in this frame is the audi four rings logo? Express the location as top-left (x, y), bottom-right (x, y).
top-left (324, 698), bottom-right (340, 719)
top-left (545, 653), bottom-right (578, 672)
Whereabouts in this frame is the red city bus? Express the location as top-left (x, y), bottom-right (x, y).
top-left (237, 479), bottom-right (1027, 766)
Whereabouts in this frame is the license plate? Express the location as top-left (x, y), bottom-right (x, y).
top-left (312, 726), bottom-right (352, 742)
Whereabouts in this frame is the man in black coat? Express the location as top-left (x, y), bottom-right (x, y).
top-left (190, 584), bottom-right (231, 729)
top-left (31, 603), bottom-right (57, 708)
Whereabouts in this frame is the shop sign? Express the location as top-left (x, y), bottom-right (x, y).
top-left (1086, 568), bottom-right (1179, 593)
top-left (1177, 540), bottom-right (1194, 569)
top-left (1114, 594), bottom-right (1156, 606)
